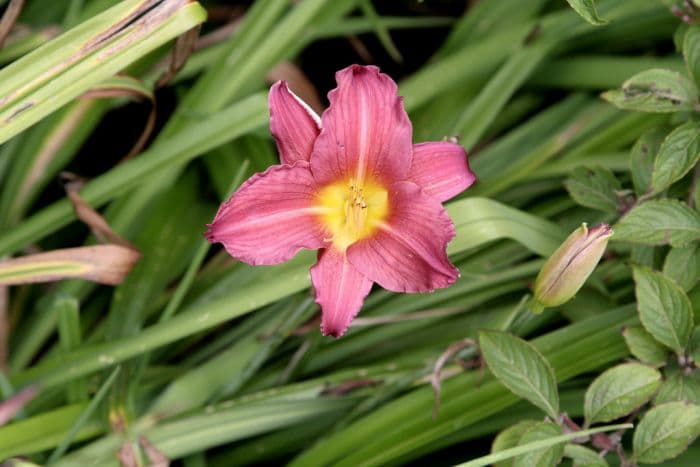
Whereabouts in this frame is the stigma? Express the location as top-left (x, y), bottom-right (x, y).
top-left (317, 178), bottom-right (389, 251)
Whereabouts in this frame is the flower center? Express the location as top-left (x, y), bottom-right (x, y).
top-left (317, 178), bottom-right (389, 251)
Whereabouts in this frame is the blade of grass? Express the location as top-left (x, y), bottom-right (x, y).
top-left (46, 365), bottom-right (120, 464)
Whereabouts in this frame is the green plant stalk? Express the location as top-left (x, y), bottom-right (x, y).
top-left (456, 423), bottom-right (632, 467)
top-left (289, 306), bottom-right (635, 466)
top-left (46, 366), bottom-right (120, 464)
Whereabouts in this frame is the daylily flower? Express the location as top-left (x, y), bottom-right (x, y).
top-left (206, 65), bottom-right (475, 337)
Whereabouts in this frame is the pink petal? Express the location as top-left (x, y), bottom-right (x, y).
top-left (310, 65), bottom-right (412, 186)
top-left (269, 81), bottom-right (321, 165)
top-left (206, 162), bottom-right (326, 265)
top-left (347, 181), bottom-right (459, 293)
top-left (408, 141), bottom-right (476, 202)
top-left (311, 248), bottom-right (374, 338)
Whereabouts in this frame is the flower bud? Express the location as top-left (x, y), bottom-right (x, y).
top-left (532, 223), bottom-right (613, 312)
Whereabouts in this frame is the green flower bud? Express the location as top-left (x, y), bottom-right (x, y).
top-left (532, 223), bottom-right (613, 313)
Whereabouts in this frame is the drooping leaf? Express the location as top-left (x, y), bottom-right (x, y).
top-left (564, 166), bottom-right (622, 214)
top-left (663, 244), bottom-right (700, 291)
top-left (630, 127), bottom-right (668, 197)
top-left (602, 69), bottom-right (699, 113)
top-left (479, 331), bottom-right (559, 420)
top-left (633, 402), bottom-right (700, 464)
top-left (622, 326), bottom-right (669, 367)
top-left (513, 422), bottom-right (564, 467)
top-left (615, 200), bottom-right (700, 247)
top-left (563, 444), bottom-right (609, 467)
top-left (565, 0), bottom-right (606, 25)
top-left (584, 363), bottom-right (662, 425)
top-left (492, 420), bottom-right (539, 467)
top-left (650, 121), bottom-right (700, 195)
top-left (0, 0), bottom-right (207, 145)
top-left (0, 245), bottom-right (140, 286)
top-left (633, 266), bottom-right (694, 354)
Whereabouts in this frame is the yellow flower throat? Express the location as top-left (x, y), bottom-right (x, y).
top-left (317, 178), bottom-right (389, 250)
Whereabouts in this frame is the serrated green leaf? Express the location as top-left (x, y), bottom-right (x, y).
top-left (584, 363), bottom-right (662, 425)
top-left (479, 331), bottom-right (559, 420)
top-left (690, 326), bottom-right (700, 364)
top-left (622, 326), bottom-right (670, 367)
top-left (684, 25), bottom-right (700, 87)
top-left (655, 369), bottom-right (700, 405)
top-left (615, 200), bottom-right (700, 247)
top-left (633, 402), bottom-right (700, 464)
top-left (564, 166), bottom-right (622, 214)
top-left (630, 127), bottom-right (669, 197)
top-left (492, 420), bottom-right (539, 467)
top-left (651, 121), bottom-right (700, 195)
top-left (513, 422), bottom-right (564, 467)
top-left (602, 69), bottom-right (699, 113)
top-left (565, 0), bottom-right (606, 25)
top-left (633, 266), bottom-right (694, 354)
top-left (675, 23), bottom-right (690, 53)
top-left (564, 444), bottom-right (609, 467)
top-left (663, 244), bottom-right (700, 291)
top-left (630, 245), bottom-right (658, 269)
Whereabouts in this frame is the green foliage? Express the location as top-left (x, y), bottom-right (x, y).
top-left (663, 244), bottom-right (700, 291)
top-left (513, 422), bottom-right (564, 467)
top-left (564, 444), bottom-right (609, 467)
top-left (615, 200), bottom-right (700, 247)
top-left (632, 402), bottom-right (700, 464)
top-left (683, 25), bottom-right (700, 87)
top-left (654, 368), bottom-right (700, 405)
top-left (633, 266), bottom-right (694, 354)
top-left (630, 126), bottom-right (668, 197)
top-left (564, 166), bottom-right (622, 214)
top-left (479, 331), bottom-right (559, 420)
top-left (565, 0), bottom-right (606, 25)
top-left (622, 326), bottom-right (670, 367)
top-left (602, 69), bottom-right (699, 113)
top-left (584, 363), bottom-right (662, 426)
top-left (0, 0), bottom-right (697, 465)
top-left (492, 420), bottom-right (539, 467)
top-left (651, 121), bottom-right (700, 195)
